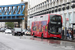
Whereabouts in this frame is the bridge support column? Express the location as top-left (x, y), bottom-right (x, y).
top-left (18, 21), bottom-right (20, 27)
top-left (21, 20), bottom-right (25, 29)
top-left (18, 20), bottom-right (25, 29)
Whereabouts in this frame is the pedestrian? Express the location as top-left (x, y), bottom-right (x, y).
top-left (68, 29), bottom-right (72, 39)
top-left (61, 27), bottom-right (65, 40)
top-left (67, 30), bottom-right (69, 37)
top-left (71, 28), bottom-right (74, 40)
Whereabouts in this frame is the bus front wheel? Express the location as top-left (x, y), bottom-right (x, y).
top-left (33, 33), bottom-right (36, 37)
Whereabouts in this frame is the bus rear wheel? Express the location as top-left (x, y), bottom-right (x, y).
top-left (33, 33), bottom-right (35, 37)
top-left (41, 33), bottom-right (44, 39)
top-left (33, 33), bottom-right (36, 37)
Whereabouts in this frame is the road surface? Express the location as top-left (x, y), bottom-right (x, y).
top-left (0, 32), bottom-right (75, 50)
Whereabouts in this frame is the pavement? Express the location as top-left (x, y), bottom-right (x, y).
top-left (0, 42), bottom-right (13, 50)
top-left (0, 32), bottom-right (75, 50)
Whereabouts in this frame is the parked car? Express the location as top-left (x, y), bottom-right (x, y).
top-left (12, 28), bottom-right (23, 36)
top-left (0, 28), bottom-right (6, 32)
top-left (25, 30), bottom-right (31, 35)
top-left (22, 29), bottom-right (26, 35)
top-left (5, 29), bottom-right (12, 34)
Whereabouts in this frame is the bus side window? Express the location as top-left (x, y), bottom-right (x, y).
top-left (32, 26), bottom-right (36, 31)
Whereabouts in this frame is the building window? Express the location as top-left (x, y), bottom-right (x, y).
top-left (57, 0), bottom-right (59, 5)
top-left (37, 5), bottom-right (38, 10)
top-left (64, 0), bottom-right (67, 3)
top-left (69, 3), bottom-right (72, 9)
top-left (51, 3), bottom-right (52, 7)
top-left (37, 5), bottom-right (39, 10)
top-left (47, 0), bottom-right (49, 2)
top-left (53, 0), bottom-right (55, 2)
top-left (50, 0), bottom-right (52, 2)
top-left (53, 2), bottom-right (55, 7)
top-left (60, 0), bottom-right (63, 4)
top-left (42, 2), bottom-right (44, 9)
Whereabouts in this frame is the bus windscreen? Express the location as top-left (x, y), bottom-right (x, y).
top-left (48, 15), bottom-right (62, 34)
top-left (50, 15), bottom-right (61, 22)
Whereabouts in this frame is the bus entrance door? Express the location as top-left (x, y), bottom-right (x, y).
top-left (43, 26), bottom-right (47, 38)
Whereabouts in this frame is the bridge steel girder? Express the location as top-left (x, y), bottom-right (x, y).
top-left (0, 3), bottom-right (25, 22)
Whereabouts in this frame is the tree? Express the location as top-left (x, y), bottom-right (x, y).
top-left (5, 22), bottom-right (14, 28)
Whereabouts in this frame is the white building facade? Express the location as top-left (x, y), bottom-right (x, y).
top-left (0, 22), bottom-right (5, 28)
top-left (28, 0), bottom-right (75, 29)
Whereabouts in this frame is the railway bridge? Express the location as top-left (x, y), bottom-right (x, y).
top-left (0, 3), bottom-right (25, 28)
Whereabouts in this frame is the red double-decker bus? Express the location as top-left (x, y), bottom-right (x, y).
top-left (31, 14), bottom-right (62, 39)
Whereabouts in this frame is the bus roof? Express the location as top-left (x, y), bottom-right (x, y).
top-left (33, 14), bottom-right (61, 18)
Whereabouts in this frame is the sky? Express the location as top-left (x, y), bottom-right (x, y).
top-left (0, 0), bottom-right (28, 5)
